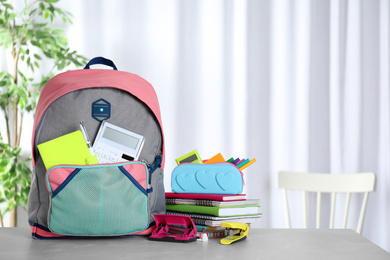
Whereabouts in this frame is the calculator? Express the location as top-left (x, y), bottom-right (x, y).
top-left (92, 121), bottom-right (145, 163)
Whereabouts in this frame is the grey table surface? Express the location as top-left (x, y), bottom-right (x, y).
top-left (0, 228), bottom-right (389, 259)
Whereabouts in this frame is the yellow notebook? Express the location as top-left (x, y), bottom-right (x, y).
top-left (37, 130), bottom-right (98, 170)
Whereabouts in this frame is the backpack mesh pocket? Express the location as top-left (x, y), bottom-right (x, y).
top-left (46, 163), bottom-right (149, 236)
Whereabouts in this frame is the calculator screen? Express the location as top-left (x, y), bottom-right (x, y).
top-left (102, 126), bottom-right (139, 149)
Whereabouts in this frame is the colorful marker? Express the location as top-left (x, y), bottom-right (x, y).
top-left (236, 159), bottom-right (245, 166)
top-left (226, 157), bottom-right (234, 163)
top-left (232, 158), bottom-right (240, 165)
top-left (238, 158), bottom-right (257, 171)
top-left (237, 158), bottom-right (249, 168)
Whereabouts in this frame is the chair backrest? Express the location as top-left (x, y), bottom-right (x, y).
top-left (277, 171), bottom-right (376, 234)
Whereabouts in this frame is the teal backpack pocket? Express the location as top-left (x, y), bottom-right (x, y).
top-left (171, 163), bottom-right (243, 194)
top-left (46, 162), bottom-right (149, 236)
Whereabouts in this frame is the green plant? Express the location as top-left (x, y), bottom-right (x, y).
top-left (0, 0), bottom-right (87, 227)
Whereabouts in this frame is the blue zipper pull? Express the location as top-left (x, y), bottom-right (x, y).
top-left (148, 155), bottom-right (162, 184)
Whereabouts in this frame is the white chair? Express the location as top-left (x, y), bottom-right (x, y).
top-left (277, 171), bottom-right (376, 234)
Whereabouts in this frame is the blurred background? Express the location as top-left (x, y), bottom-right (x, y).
top-left (1, 0), bottom-right (389, 252)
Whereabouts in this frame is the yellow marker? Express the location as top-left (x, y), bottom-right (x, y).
top-left (238, 158), bottom-right (257, 171)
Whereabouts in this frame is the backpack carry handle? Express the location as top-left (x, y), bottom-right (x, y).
top-left (84, 57), bottom-right (118, 70)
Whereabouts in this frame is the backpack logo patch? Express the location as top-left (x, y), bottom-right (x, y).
top-left (92, 99), bottom-right (111, 121)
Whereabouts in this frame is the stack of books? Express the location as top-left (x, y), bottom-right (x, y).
top-left (165, 192), bottom-right (262, 230)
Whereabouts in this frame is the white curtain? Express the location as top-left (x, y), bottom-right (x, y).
top-left (2, 0), bottom-right (389, 252)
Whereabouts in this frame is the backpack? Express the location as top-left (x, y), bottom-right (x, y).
top-left (28, 57), bottom-right (166, 238)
